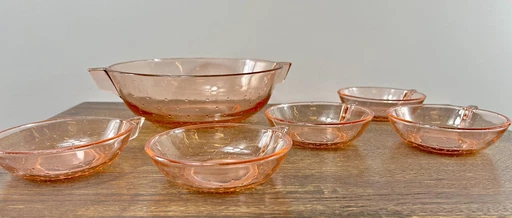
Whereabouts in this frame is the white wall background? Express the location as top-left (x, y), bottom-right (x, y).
top-left (0, 0), bottom-right (511, 129)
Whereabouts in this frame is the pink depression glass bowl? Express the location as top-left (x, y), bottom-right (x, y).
top-left (0, 116), bottom-right (144, 180)
top-left (89, 58), bottom-right (292, 128)
top-left (337, 86), bottom-right (426, 121)
top-left (388, 104), bottom-right (511, 155)
top-left (145, 123), bottom-right (292, 193)
top-left (265, 102), bottom-right (374, 148)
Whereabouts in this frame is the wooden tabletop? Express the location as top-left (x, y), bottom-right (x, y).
top-left (2, 102), bottom-right (512, 217)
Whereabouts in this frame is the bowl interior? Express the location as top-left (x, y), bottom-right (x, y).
top-left (148, 124), bottom-right (290, 163)
top-left (338, 87), bottom-right (424, 100)
top-left (389, 105), bottom-right (510, 129)
top-left (109, 58), bottom-right (280, 76)
top-left (0, 118), bottom-right (130, 152)
top-left (266, 103), bottom-right (372, 125)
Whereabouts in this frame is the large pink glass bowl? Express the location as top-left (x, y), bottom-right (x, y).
top-left (89, 58), bottom-right (292, 128)
top-left (0, 116), bottom-right (144, 180)
top-left (145, 123), bottom-right (292, 193)
top-left (388, 104), bottom-right (511, 155)
top-left (338, 86), bottom-right (426, 121)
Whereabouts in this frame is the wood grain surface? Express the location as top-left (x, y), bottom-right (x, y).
top-left (1, 102), bottom-right (512, 217)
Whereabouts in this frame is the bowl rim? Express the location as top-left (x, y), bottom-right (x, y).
top-left (105, 57), bottom-right (288, 78)
top-left (0, 116), bottom-right (136, 155)
top-left (144, 123), bottom-right (293, 166)
top-left (337, 86), bottom-right (427, 102)
top-left (387, 104), bottom-right (512, 131)
top-left (264, 101), bottom-right (375, 126)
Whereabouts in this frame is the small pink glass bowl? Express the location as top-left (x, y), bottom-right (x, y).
top-left (145, 123), bottom-right (292, 193)
top-left (388, 104), bottom-right (511, 155)
top-left (0, 116), bottom-right (144, 180)
top-left (337, 86), bottom-right (426, 121)
top-left (265, 102), bottom-right (374, 148)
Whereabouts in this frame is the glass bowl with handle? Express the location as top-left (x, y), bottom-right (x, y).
top-left (89, 58), bottom-right (292, 128)
top-left (0, 116), bottom-right (144, 180)
top-left (265, 102), bottom-right (374, 148)
top-left (387, 104), bottom-right (511, 155)
top-left (338, 86), bottom-right (426, 121)
top-left (145, 123), bottom-right (292, 193)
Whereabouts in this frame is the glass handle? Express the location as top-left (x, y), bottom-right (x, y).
top-left (274, 62), bottom-right (292, 84)
top-left (88, 67), bottom-right (119, 96)
top-left (402, 89), bottom-right (417, 100)
top-left (457, 105), bottom-right (479, 128)
top-left (125, 117), bottom-right (145, 140)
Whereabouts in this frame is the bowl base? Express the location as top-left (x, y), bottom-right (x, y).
top-left (123, 96), bottom-right (270, 128)
top-left (12, 155), bottom-right (121, 181)
top-left (177, 180), bottom-right (267, 193)
top-left (148, 115), bottom-right (257, 128)
top-left (407, 141), bottom-right (481, 155)
top-left (169, 161), bottom-right (269, 193)
top-left (16, 165), bottom-right (107, 181)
